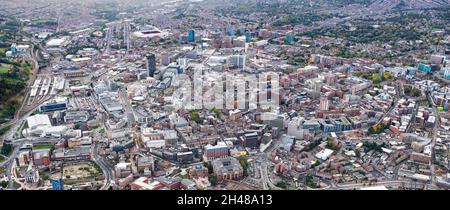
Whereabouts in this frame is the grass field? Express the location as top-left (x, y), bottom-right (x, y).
top-left (0, 47), bottom-right (8, 54)
top-left (30, 19), bottom-right (57, 26)
top-left (0, 63), bottom-right (11, 74)
top-left (32, 144), bottom-right (53, 150)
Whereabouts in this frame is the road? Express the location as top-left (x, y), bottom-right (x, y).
top-left (256, 134), bottom-right (283, 190)
top-left (376, 97), bottom-right (398, 126)
top-left (92, 143), bottom-right (114, 190)
top-left (260, 160), bottom-right (279, 190)
top-left (0, 145), bottom-right (20, 168)
top-left (427, 92), bottom-right (440, 185)
top-left (1, 145), bottom-right (21, 189)
top-left (334, 180), bottom-right (410, 190)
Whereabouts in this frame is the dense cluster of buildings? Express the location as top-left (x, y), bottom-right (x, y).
top-left (1, 0), bottom-right (450, 191)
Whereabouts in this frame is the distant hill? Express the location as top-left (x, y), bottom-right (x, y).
top-left (368, 0), bottom-right (450, 11)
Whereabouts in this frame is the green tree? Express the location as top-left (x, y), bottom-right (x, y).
top-left (368, 123), bottom-right (387, 135)
top-left (302, 139), bottom-right (322, 152)
top-left (326, 138), bottom-right (340, 150)
top-left (211, 107), bottom-right (220, 118)
top-left (0, 143), bottom-right (13, 156)
top-left (371, 74), bottom-right (382, 84)
top-left (238, 158), bottom-right (249, 177)
top-left (0, 180), bottom-right (8, 188)
top-left (191, 111), bottom-right (201, 124)
top-left (74, 123), bottom-right (82, 130)
top-left (275, 181), bottom-right (288, 189)
top-left (208, 174), bottom-right (217, 186)
top-left (383, 71), bottom-right (393, 80)
top-left (203, 162), bottom-right (213, 174)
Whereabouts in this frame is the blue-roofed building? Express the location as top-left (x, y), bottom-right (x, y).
top-left (320, 120), bottom-right (336, 133)
top-left (407, 68), bottom-right (416, 75)
top-left (10, 43), bottom-right (17, 53)
top-left (418, 63), bottom-right (432, 73)
top-left (163, 150), bottom-right (177, 161)
top-left (179, 34), bottom-right (188, 44)
top-left (285, 34), bottom-right (294, 44)
top-left (444, 68), bottom-right (450, 79)
top-left (245, 32), bottom-right (252, 43)
top-left (239, 27), bottom-right (245, 35)
top-left (302, 119), bottom-right (321, 133)
top-left (188, 29), bottom-right (195, 43)
top-left (51, 178), bottom-right (64, 190)
top-left (319, 117), bottom-right (352, 133)
top-left (39, 97), bottom-right (68, 113)
top-left (344, 141), bottom-right (353, 149)
top-left (226, 25), bottom-right (235, 36)
top-left (177, 151), bottom-right (194, 163)
top-left (334, 120), bottom-right (343, 132)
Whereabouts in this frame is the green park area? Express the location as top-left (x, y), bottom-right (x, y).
top-left (0, 59), bottom-right (32, 124)
top-left (353, 69), bottom-right (393, 84)
top-left (32, 144), bottom-right (53, 150)
top-left (0, 18), bottom-right (32, 124)
top-left (30, 19), bottom-right (57, 26)
top-left (0, 63), bottom-right (11, 73)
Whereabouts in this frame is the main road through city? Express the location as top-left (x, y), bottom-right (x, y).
top-left (93, 143), bottom-right (114, 190)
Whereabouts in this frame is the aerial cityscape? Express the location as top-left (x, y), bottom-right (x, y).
top-left (0, 0), bottom-right (450, 191)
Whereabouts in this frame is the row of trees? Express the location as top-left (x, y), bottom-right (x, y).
top-left (275, 180), bottom-right (287, 189)
top-left (302, 139), bottom-right (322, 152)
top-left (371, 71), bottom-right (393, 84)
top-left (362, 141), bottom-right (388, 153)
top-left (203, 162), bottom-right (218, 186)
top-left (287, 57), bottom-right (306, 67)
top-left (352, 70), bottom-right (393, 84)
top-left (238, 158), bottom-right (249, 177)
